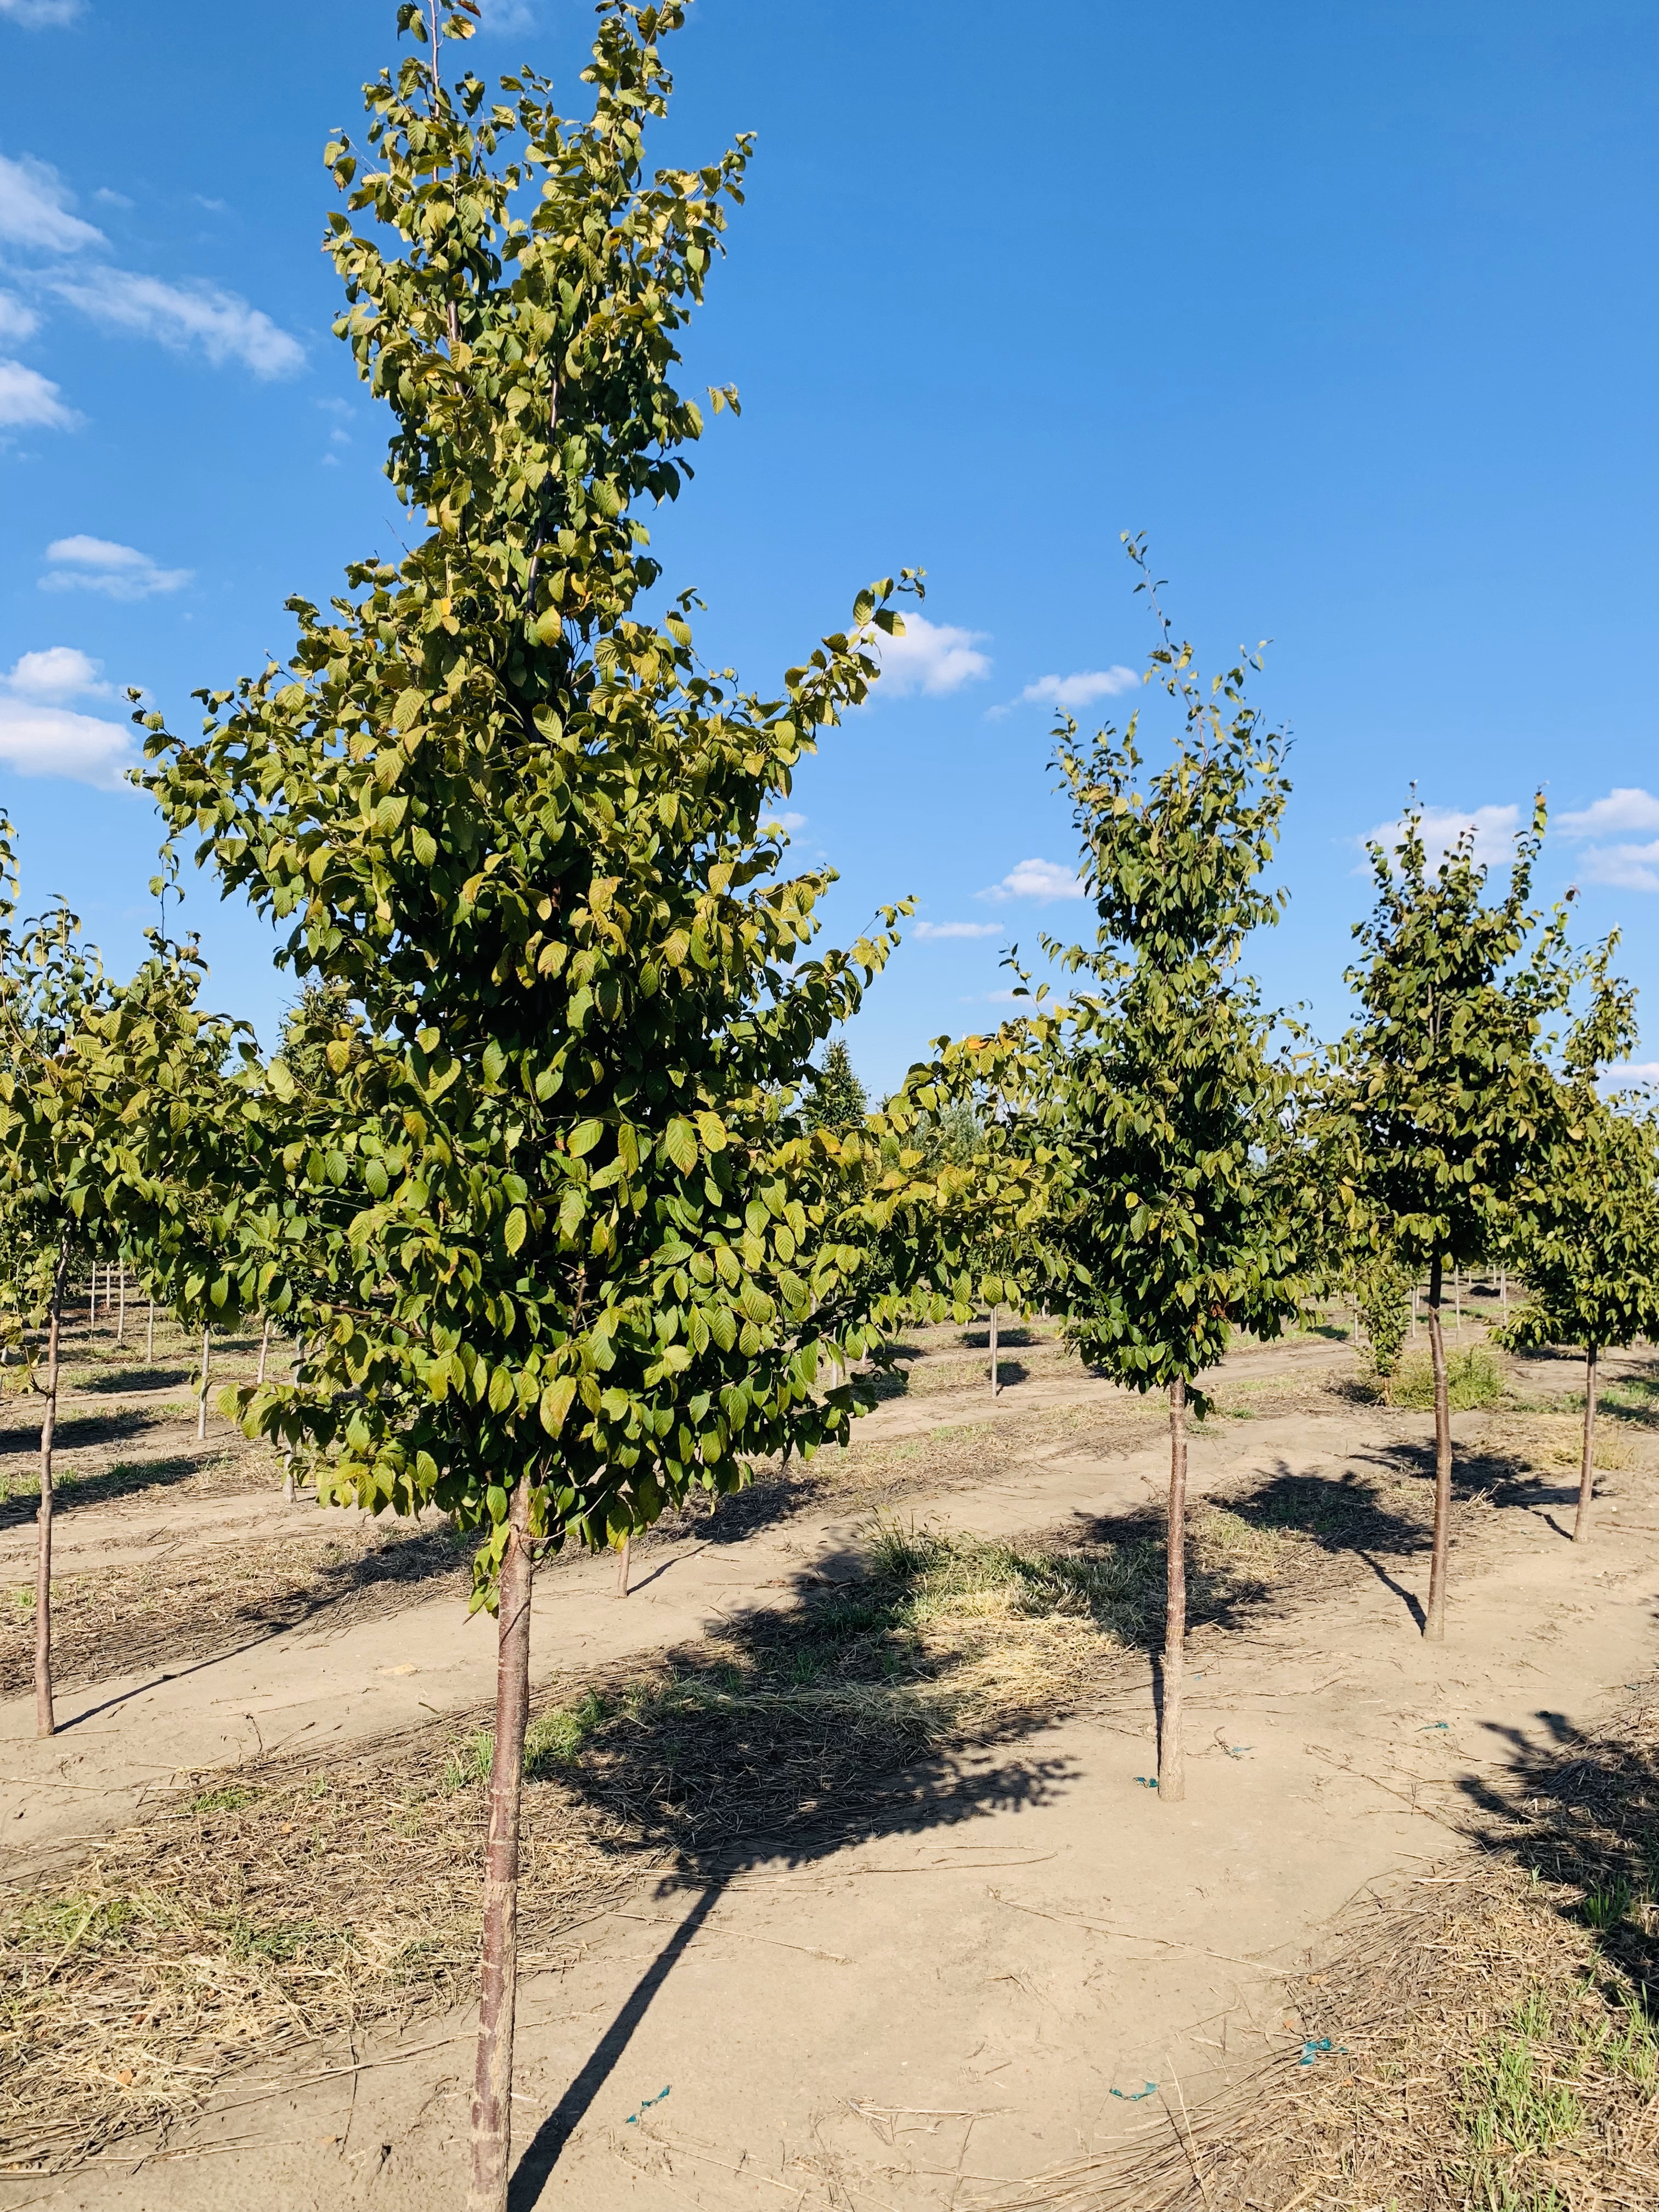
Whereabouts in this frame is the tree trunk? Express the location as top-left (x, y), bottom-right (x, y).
top-left (197, 1325), bottom-right (210, 1441)
top-left (989, 1304), bottom-right (998, 1398)
top-left (1424, 1254), bottom-right (1453, 1640)
top-left (468, 1472), bottom-right (533, 2212)
top-left (1411, 1283), bottom-right (1419, 1339)
top-left (257, 1316), bottom-right (271, 1388)
top-left (614, 1533), bottom-right (630, 1598)
top-left (282, 1450), bottom-right (297, 1505)
top-left (87, 1265), bottom-right (96, 1339)
top-left (146, 1297), bottom-right (154, 1365)
top-left (35, 1244), bottom-right (70, 1740)
top-left (1159, 1378), bottom-right (1188, 1802)
top-left (1454, 1268), bottom-right (1462, 1335)
top-left (116, 1263), bottom-right (126, 1345)
top-left (1573, 1345), bottom-right (1599, 1543)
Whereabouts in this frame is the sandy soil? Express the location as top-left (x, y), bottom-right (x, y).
top-left (4, 1314), bottom-right (1656, 2209)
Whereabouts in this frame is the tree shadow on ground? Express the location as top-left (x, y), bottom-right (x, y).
top-left (0, 1404), bottom-right (179, 1461)
top-left (71, 1365), bottom-right (193, 1395)
top-left (0, 1519), bottom-right (475, 1699)
top-left (1454, 1677), bottom-right (1659, 2013)
top-left (0, 1450), bottom-right (216, 1532)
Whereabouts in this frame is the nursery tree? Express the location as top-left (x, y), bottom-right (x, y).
top-left (803, 1038), bottom-right (867, 1132)
top-left (1342, 803), bottom-right (1572, 1638)
top-left (1036, 546), bottom-right (1311, 1803)
top-left (1501, 942), bottom-right (1659, 1540)
top-left (0, 845), bottom-right (245, 1736)
top-left (138, 8), bottom-right (1028, 2204)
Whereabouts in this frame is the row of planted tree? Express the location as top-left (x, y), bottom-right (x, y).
top-left (6, 7), bottom-right (1655, 2205)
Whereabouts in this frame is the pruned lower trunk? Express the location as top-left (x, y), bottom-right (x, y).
top-left (1574, 1345), bottom-right (1599, 1543)
top-left (989, 1304), bottom-right (999, 1398)
top-left (257, 1316), bottom-right (271, 1388)
top-left (146, 1297), bottom-right (154, 1365)
top-left (35, 1243), bottom-right (70, 1740)
top-left (1424, 1253), bottom-right (1452, 1640)
top-left (196, 1325), bottom-right (210, 1441)
top-left (469, 1472), bottom-right (534, 2212)
top-left (1159, 1376), bottom-right (1188, 1802)
top-left (614, 1532), bottom-right (631, 1598)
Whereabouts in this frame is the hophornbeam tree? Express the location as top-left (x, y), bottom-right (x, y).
top-left (1342, 800), bottom-right (1573, 1639)
top-left (138, 7), bottom-right (1029, 2206)
top-left (1501, 939), bottom-right (1659, 1541)
top-left (1035, 543), bottom-right (1313, 1804)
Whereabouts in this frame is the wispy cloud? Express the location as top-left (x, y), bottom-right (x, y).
top-left (0, 357), bottom-right (75, 428)
top-left (46, 269), bottom-right (304, 378)
top-left (1556, 788), bottom-right (1659, 840)
top-left (0, 289), bottom-right (40, 342)
top-left (41, 535), bottom-right (192, 600)
top-left (1606, 1062), bottom-right (1659, 1088)
top-left (1364, 803), bottom-right (1521, 870)
top-left (978, 857), bottom-right (1087, 903)
top-left (1018, 666), bottom-right (1139, 710)
top-left (0, 151), bottom-right (103, 252)
top-left (0, 647), bottom-right (134, 788)
top-left (0, 0), bottom-right (86, 24)
top-left (871, 612), bottom-right (991, 698)
top-left (915, 919), bottom-right (1003, 940)
top-left (1573, 842), bottom-right (1659, 895)
top-left (476, 0), bottom-right (536, 25)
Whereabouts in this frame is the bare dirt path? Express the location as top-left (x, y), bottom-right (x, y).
top-left (5, 1324), bottom-right (1657, 2208)
top-left (24, 1408), bottom-right (1659, 2212)
top-left (0, 1331), bottom-right (1350, 1868)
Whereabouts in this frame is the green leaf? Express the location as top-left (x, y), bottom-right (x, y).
top-left (539, 1376), bottom-right (578, 1436)
top-left (665, 1118), bottom-right (698, 1175)
top-left (504, 1206), bottom-right (527, 1255)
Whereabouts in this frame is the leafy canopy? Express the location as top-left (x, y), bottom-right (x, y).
top-left (1034, 547), bottom-right (1310, 1406)
top-left (1341, 799), bottom-right (1574, 1274)
top-left (139, 0), bottom-right (997, 1596)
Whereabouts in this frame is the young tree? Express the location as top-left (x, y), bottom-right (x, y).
top-left (1500, 943), bottom-right (1659, 1539)
top-left (1342, 803), bottom-right (1572, 1638)
top-left (803, 1037), bottom-right (867, 1132)
top-left (0, 848), bottom-right (245, 1736)
top-left (1036, 548), bottom-right (1310, 1803)
top-left (138, 9), bottom-right (1021, 2204)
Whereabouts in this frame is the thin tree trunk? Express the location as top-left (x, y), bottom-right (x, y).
top-left (257, 1316), bottom-right (271, 1388)
top-left (1500, 1268), bottom-right (1508, 1319)
top-left (1412, 1283), bottom-right (1419, 1339)
top-left (1159, 1377), bottom-right (1188, 1802)
top-left (87, 1265), bottom-right (95, 1339)
top-left (1454, 1269), bottom-right (1462, 1335)
top-left (197, 1325), bottom-right (210, 1441)
top-left (1424, 1254), bottom-right (1453, 1640)
top-left (282, 1450), bottom-right (297, 1505)
top-left (146, 1296), bottom-right (154, 1365)
top-left (614, 1533), bottom-right (630, 1598)
top-left (1573, 1345), bottom-right (1599, 1542)
top-left (35, 1243), bottom-right (70, 1740)
top-left (468, 1472), bottom-right (533, 2212)
top-left (116, 1263), bottom-right (125, 1345)
top-left (989, 1304), bottom-right (999, 1397)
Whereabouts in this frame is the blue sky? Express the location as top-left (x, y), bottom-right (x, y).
top-left (1, 0), bottom-right (1655, 1093)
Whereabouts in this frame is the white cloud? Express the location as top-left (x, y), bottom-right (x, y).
top-left (1364, 803), bottom-right (1521, 870)
top-left (0, 0), bottom-right (86, 22)
top-left (1606, 1063), bottom-right (1659, 1088)
top-left (0, 651), bottom-right (132, 788)
top-left (978, 856), bottom-right (1087, 903)
top-left (1575, 841), bottom-right (1659, 895)
top-left (41, 535), bottom-right (192, 600)
top-left (92, 187), bottom-right (133, 209)
top-left (1556, 788), bottom-right (1659, 840)
top-left (0, 289), bottom-right (40, 342)
top-left (0, 356), bottom-right (75, 428)
top-left (46, 269), bottom-right (304, 378)
top-left (476, 0), bottom-right (536, 27)
top-left (915, 919), bottom-right (1003, 940)
top-left (0, 151), bottom-right (103, 252)
top-left (871, 612), bottom-right (991, 698)
top-left (4, 645), bottom-right (108, 700)
top-left (1018, 666), bottom-right (1139, 710)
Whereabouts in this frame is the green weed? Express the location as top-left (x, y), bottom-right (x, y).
top-left (1392, 1347), bottom-right (1505, 1412)
top-left (187, 1784), bottom-right (259, 1815)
